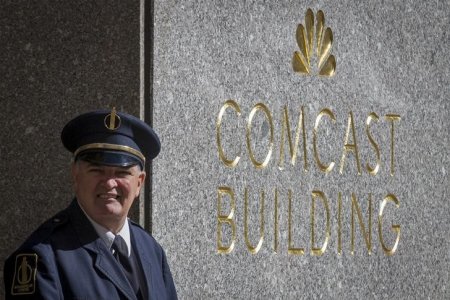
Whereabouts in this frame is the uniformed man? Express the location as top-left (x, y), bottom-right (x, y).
top-left (3, 108), bottom-right (178, 299)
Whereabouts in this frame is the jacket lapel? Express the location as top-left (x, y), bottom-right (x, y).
top-left (91, 242), bottom-right (137, 300)
top-left (131, 226), bottom-right (153, 299)
top-left (68, 200), bottom-right (137, 300)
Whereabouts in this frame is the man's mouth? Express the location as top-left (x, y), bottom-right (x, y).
top-left (97, 193), bottom-right (121, 200)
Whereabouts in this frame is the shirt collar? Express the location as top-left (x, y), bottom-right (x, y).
top-left (77, 200), bottom-right (132, 257)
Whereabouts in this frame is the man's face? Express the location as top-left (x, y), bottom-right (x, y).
top-left (72, 160), bottom-right (146, 229)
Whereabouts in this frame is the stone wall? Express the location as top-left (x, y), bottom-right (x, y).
top-left (152, 0), bottom-right (449, 298)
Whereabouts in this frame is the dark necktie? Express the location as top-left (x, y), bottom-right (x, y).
top-left (111, 235), bottom-right (140, 295)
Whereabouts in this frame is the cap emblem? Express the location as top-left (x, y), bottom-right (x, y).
top-left (104, 107), bottom-right (121, 130)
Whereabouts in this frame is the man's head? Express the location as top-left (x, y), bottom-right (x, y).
top-left (71, 160), bottom-right (145, 231)
top-left (61, 108), bottom-right (160, 231)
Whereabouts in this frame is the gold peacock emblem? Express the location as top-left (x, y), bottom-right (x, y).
top-left (292, 9), bottom-right (336, 77)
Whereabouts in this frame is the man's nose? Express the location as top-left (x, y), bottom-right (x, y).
top-left (102, 177), bottom-right (118, 189)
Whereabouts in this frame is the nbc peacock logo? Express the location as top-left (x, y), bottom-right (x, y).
top-left (292, 8), bottom-right (336, 77)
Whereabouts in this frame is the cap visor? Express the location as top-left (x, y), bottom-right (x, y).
top-left (76, 150), bottom-right (143, 169)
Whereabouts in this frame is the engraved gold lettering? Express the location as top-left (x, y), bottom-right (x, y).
top-left (288, 189), bottom-right (305, 255)
top-left (366, 112), bottom-right (380, 175)
top-left (278, 105), bottom-right (308, 171)
top-left (246, 103), bottom-right (274, 169)
top-left (310, 190), bottom-right (330, 256)
top-left (216, 100), bottom-right (241, 168)
top-left (385, 114), bottom-right (401, 176)
top-left (244, 187), bottom-right (264, 254)
top-left (217, 187), bottom-right (236, 254)
top-left (215, 101), bottom-right (403, 256)
top-left (351, 193), bottom-right (372, 255)
top-left (378, 194), bottom-right (401, 256)
top-left (340, 111), bottom-right (362, 175)
top-left (313, 108), bottom-right (336, 173)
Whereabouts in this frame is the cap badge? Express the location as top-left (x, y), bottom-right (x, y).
top-left (104, 107), bottom-right (121, 130)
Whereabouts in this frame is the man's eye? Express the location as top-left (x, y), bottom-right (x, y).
top-left (118, 171), bottom-right (132, 176)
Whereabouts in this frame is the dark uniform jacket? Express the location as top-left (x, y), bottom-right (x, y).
top-left (4, 200), bottom-right (177, 300)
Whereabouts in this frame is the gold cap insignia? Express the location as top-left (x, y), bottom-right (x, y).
top-left (104, 107), bottom-right (121, 130)
top-left (11, 254), bottom-right (38, 295)
top-left (293, 8), bottom-right (336, 77)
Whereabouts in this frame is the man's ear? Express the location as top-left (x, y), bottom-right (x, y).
top-left (138, 171), bottom-right (146, 186)
top-left (136, 171), bottom-right (146, 196)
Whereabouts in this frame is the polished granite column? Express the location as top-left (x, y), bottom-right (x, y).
top-left (0, 1), bottom-right (141, 297)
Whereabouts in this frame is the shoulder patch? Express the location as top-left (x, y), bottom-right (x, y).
top-left (11, 253), bottom-right (38, 295)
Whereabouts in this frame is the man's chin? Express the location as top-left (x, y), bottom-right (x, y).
top-left (94, 203), bottom-right (124, 218)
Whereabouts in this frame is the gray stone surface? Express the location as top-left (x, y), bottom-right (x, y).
top-left (153, 0), bottom-right (449, 298)
top-left (0, 1), bottom-right (140, 297)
